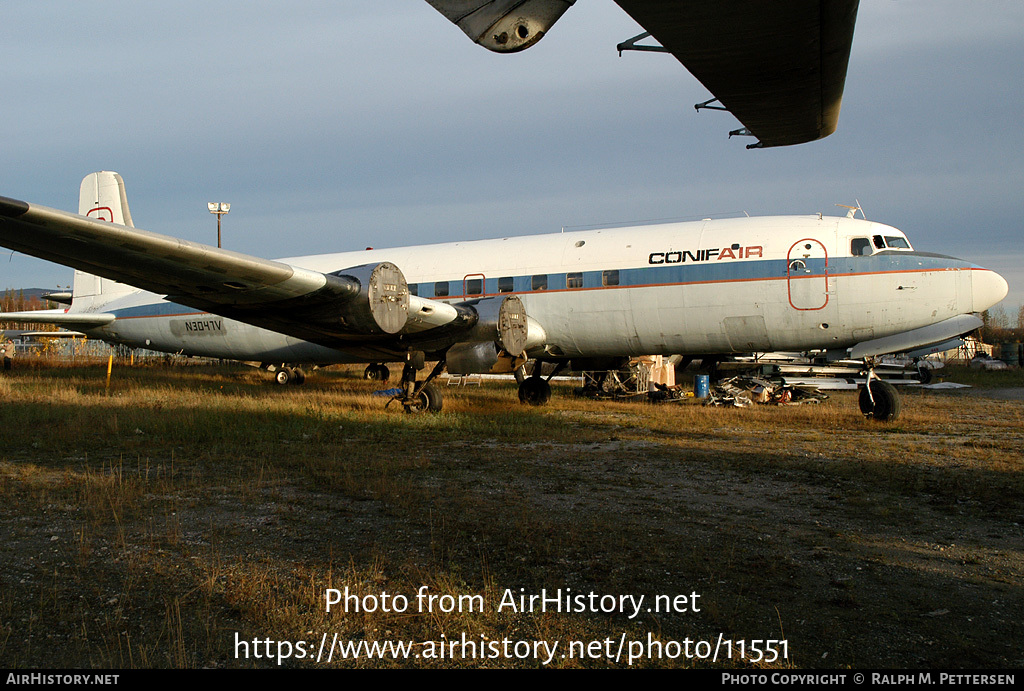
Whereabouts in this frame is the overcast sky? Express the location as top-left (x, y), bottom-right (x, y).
top-left (1, 1), bottom-right (1022, 314)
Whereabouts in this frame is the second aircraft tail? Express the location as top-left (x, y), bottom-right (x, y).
top-left (72, 171), bottom-right (138, 308)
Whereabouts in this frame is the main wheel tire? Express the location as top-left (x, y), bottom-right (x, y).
top-left (291, 368), bottom-right (306, 385)
top-left (859, 380), bottom-right (901, 422)
top-left (916, 365), bottom-right (933, 384)
top-left (518, 377), bottom-right (552, 406)
top-left (405, 382), bottom-right (443, 413)
top-left (363, 364), bottom-right (379, 380)
top-left (377, 365), bottom-right (390, 382)
top-left (275, 368), bottom-right (292, 385)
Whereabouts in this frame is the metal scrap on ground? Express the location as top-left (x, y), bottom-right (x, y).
top-left (704, 376), bottom-right (828, 408)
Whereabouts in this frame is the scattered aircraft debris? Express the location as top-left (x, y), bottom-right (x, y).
top-left (703, 376), bottom-right (828, 408)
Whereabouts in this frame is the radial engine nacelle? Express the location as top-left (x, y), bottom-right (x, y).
top-left (326, 261), bottom-right (410, 334)
top-left (447, 295), bottom-right (547, 373)
top-left (426, 0), bottom-right (575, 53)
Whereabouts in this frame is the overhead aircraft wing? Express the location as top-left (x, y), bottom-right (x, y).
top-left (425, 0), bottom-right (860, 148)
top-left (0, 196), bottom-right (469, 351)
top-left (613, 0), bottom-right (860, 148)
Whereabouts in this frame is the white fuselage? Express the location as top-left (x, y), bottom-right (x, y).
top-left (76, 215), bottom-right (1007, 365)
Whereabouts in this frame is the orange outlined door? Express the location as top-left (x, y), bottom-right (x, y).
top-left (787, 239), bottom-right (829, 310)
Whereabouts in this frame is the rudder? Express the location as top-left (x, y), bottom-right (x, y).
top-left (72, 172), bottom-right (138, 305)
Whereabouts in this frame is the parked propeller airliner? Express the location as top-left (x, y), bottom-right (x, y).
top-left (0, 172), bottom-right (1008, 418)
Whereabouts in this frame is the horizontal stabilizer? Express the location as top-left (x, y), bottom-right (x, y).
top-left (14, 330), bottom-right (88, 339)
top-left (0, 309), bottom-right (115, 327)
top-left (43, 291), bottom-right (73, 305)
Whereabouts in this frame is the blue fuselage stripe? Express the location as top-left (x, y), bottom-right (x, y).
top-left (109, 253), bottom-right (968, 320)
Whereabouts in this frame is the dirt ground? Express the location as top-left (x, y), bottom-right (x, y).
top-left (0, 365), bottom-right (1021, 668)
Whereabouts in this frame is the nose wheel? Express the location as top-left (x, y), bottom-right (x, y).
top-left (859, 377), bottom-right (901, 422)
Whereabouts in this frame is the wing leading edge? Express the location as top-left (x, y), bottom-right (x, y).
top-left (0, 195), bottom-right (467, 350)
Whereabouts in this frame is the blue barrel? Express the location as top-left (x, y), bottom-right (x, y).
top-left (694, 374), bottom-right (710, 399)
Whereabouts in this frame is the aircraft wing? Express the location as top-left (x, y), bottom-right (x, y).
top-left (426, 0), bottom-right (860, 148)
top-left (0, 195), bottom-right (469, 351)
top-left (614, 0), bottom-right (860, 148)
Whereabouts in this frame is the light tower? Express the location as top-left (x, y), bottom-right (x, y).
top-left (207, 202), bottom-right (230, 248)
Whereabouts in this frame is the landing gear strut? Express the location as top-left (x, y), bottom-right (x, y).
top-left (518, 360), bottom-right (566, 406)
top-left (859, 370), bottom-right (901, 422)
top-left (394, 354), bottom-right (446, 413)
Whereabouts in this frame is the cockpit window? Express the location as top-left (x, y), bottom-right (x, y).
top-left (851, 238), bottom-right (872, 256)
top-left (884, 236), bottom-right (911, 249)
top-left (872, 235), bottom-right (886, 250)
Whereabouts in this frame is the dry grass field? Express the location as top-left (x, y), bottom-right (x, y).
top-left (0, 360), bottom-right (1021, 668)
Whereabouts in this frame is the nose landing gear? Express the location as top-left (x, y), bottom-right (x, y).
top-left (859, 370), bottom-right (901, 422)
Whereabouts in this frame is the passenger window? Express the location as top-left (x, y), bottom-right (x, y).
top-left (566, 272), bottom-right (583, 289)
top-left (851, 238), bottom-right (871, 256)
top-left (532, 275), bottom-right (548, 291)
top-left (497, 276), bottom-right (514, 293)
top-left (602, 270), bottom-right (619, 287)
top-left (434, 281), bottom-right (449, 298)
top-left (408, 283), bottom-right (419, 296)
top-left (465, 278), bottom-right (483, 295)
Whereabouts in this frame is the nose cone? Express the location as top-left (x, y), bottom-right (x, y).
top-left (972, 269), bottom-right (1009, 312)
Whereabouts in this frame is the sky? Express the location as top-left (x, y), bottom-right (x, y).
top-left (1, 1), bottom-right (1022, 316)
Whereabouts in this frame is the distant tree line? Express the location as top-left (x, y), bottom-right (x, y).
top-left (0, 289), bottom-right (57, 331)
top-left (979, 305), bottom-right (1024, 344)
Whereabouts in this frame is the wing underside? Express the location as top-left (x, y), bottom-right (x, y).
top-left (425, 0), bottom-right (860, 147)
top-left (614, 0), bottom-right (860, 148)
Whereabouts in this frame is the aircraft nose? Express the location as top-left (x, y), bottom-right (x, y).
top-left (972, 269), bottom-right (1009, 312)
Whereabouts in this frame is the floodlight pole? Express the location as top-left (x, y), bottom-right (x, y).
top-left (207, 202), bottom-right (231, 248)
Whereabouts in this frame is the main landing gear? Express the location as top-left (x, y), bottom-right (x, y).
top-left (392, 353), bottom-right (446, 414)
top-left (270, 365), bottom-right (306, 385)
top-left (517, 360), bottom-right (566, 406)
top-left (363, 363), bottom-right (390, 381)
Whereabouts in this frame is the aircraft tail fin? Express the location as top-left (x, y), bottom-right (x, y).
top-left (71, 172), bottom-right (138, 307)
top-left (79, 171), bottom-right (134, 226)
